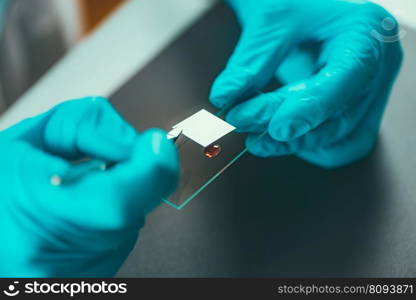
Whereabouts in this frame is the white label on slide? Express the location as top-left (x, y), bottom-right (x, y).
top-left (172, 109), bottom-right (236, 147)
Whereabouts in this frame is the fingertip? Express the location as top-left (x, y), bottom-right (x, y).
top-left (209, 96), bottom-right (228, 110)
top-left (246, 133), bottom-right (292, 157)
top-left (268, 94), bottom-right (317, 141)
top-left (225, 103), bottom-right (262, 133)
top-left (245, 135), bottom-right (268, 157)
top-left (209, 67), bottom-right (253, 109)
top-left (140, 128), bottom-right (176, 158)
top-left (48, 157), bottom-right (71, 177)
top-left (88, 95), bottom-right (109, 103)
top-left (135, 128), bottom-right (180, 195)
top-left (268, 118), bottom-right (312, 142)
top-left (209, 74), bottom-right (229, 108)
top-left (225, 92), bottom-right (283, 133)
top-left (225, 105), bottom-right (245, 128)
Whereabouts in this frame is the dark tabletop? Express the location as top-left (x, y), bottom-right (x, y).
top-left (112, 3), bottom-right (416, 277)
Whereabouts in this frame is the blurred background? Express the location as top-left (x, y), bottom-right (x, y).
top-left (0, 0), bottom-right (125, 110)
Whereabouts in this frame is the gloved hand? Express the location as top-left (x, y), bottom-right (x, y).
top-left (0, 97), bottom-right (178, 277)
top-left (211, 0), bottom-right (403, 168)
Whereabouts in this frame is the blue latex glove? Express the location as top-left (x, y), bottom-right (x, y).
top-left (0, 97), bottom-right (178, 277)
top-left (211, 0), bottom-right (403, 168)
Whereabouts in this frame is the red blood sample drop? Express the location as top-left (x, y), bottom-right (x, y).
top-left (204, 144), bottom-right (221, 158)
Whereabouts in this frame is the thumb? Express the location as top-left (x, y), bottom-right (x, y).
top-left (209, 16), bottom-right (294, 109)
